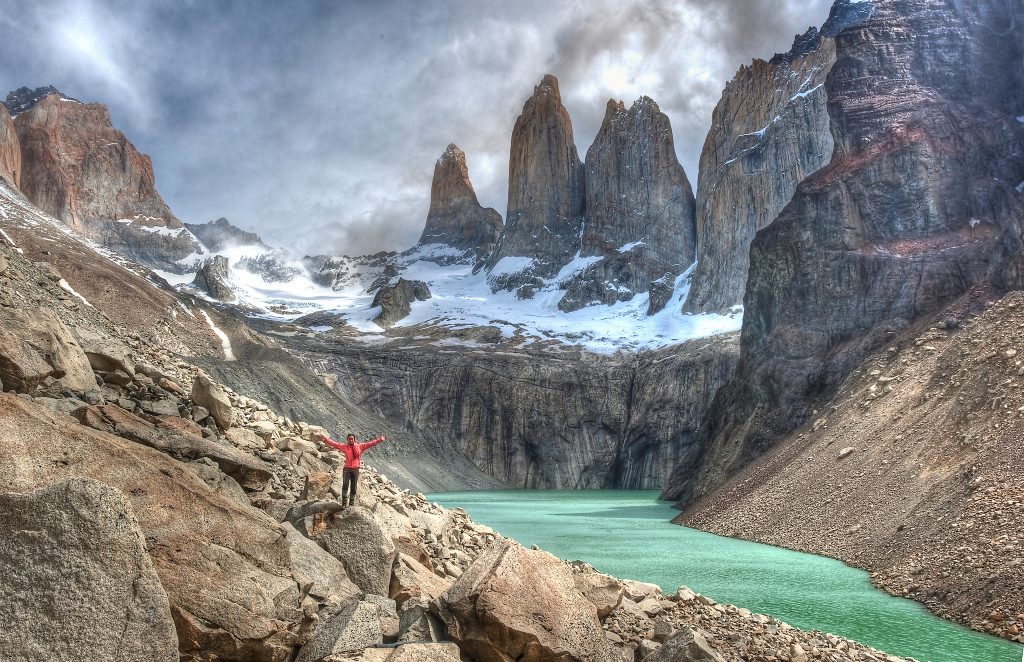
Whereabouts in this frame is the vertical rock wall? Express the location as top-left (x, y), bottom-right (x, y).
top-left (665, 0), bottom-right (1024, 505)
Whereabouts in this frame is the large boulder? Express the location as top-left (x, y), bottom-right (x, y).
top-left (73, 404), bottom-right (272, 490)
top-left (645, 626), bottom-right (725, 662)
top-left (0, 393), bottom-right (306, 661)
top-left (440, 539), bottom-right (617, 662)
top-left (371, 278), bottom-right (431, 328)
top-left (281, 522), bottom-right (360, 607)
top-left (317, 507), bottom-right (398, 596)
top-left (330, 642), bottom-right (462, 661)
top-left (73, 325), bottom-right (136, 375)
top-left (295, 599), bottom-right (384, 662)
top-left (0, 306), bottom-right (95, 393)
top-left (0, 478), bottom-right (178, 662)
top-left (570, 562), bottom-right (625, 619)
top-left (192, 255), bottom-right (236, 302)
top-left (190, 368), bottom-right (233, 430)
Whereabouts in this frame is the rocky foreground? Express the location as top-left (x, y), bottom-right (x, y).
top-left (0, 239), bottom-right (912, 661)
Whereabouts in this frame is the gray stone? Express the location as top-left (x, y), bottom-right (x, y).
top-left (646, 626), bottom-right (725, 662)
top-left (295, 598), bottom-right (384, 662)
top-left (317, 506), bottom-right (398, 596)
top-left (0, 478), bottom-right (177, 662)
top-left (190, 368), bottom-right (233, 430)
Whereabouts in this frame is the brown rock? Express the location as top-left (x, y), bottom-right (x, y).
top-left (13, 91), bottom-right (199, 269)
top-left (0, 306), bottom-right (95, 393)
top-left (571, 562), bottom-right (625, 618)
top-left (0, 478), bottom-right (178, 662)
top-left (73, 404), bottom-right (272, 491)
top-left (0, 103), bottom-right (20, 188)
top-left (419, 144), bottom-right (503, 255)
top-left (191, 368), bottom-right (233, 430)
top-left (317, 507), bottom-right (398, 596)
top-left (390, 552), bottom-right (453, 606)
top-left (486, 74), bottom-right (585, 293)
top-left (440, 539), bottom-right (616, 662)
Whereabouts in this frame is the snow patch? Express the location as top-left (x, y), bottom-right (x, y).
top-left (58, 279), bottom-right (94, 307)
top-left (1016, 116), bottom-right (1024, 123)
top-left (488, 256), bottom-right (536, 278)
top-left (790, 83), bottom-right (823, 101)
top-left (1016, 181), bottom-right (1024, 194)
top-left (200, 309), bottom-right (236, 361)
top-left (0, 227), bottom-right (23, 253)
top-left (616, 240), bottom-right (646, 253)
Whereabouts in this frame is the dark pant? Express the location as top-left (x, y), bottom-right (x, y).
top-left (342, 467), bottom-right (360, 502)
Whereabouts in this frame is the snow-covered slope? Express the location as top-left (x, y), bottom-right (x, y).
top-left (155, 233), bottom-right (741, 354)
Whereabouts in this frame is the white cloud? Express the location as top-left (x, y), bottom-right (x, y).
top-left (0, 0), bottom-right (835, 256)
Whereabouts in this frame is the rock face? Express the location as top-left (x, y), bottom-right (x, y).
top-left (193, 255), bottom-right (236, 302)
top-left (684, 0), bottom-right (873, 314)
top-left (310, 333), bottom-right (738, 488)
top-left (419, 144), bottom-right (503, 256)
top-left (371, 278), bottom-right (431, 328)
top-left (186, 217), bottom-right (266, 251)
top-left (0, 103), bottom-right (20, 188)
top-left (560, 97), bottom-right (695, 312)
top-left (0, 305), bottom-right (96, 393)
top-left (440, 540), bottom-right (615, 662)
top-left (11, 89), bottom-right (200, 270)
top-left (666, 0), bottom-right (1024, 505)
top-left (486, 74), bottom-right (585, 295)
top-left (0, 478), bottom-right (178, 662)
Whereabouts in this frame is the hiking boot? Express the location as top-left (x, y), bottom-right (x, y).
top-left (340, 498), bottom-right (348, 509)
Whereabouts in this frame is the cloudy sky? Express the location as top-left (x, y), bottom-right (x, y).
top-left (0, 0), bottom-right (833, 256)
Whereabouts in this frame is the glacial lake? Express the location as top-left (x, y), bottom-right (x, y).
top-left (429, 490), bottom-right (1023, 662)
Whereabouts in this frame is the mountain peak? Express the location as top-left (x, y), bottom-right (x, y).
top-left (3, 86), bottom-right (81, 116)
top-left (535, 74), bottom-right (562, 102)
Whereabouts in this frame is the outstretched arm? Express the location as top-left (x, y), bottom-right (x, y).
top-left (359, 434), bottom-right (386, 450)
top-left (319, 433), bottom-right (345, 451)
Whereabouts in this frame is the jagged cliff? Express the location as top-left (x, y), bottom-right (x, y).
top-left (665, 0), bottom-right (1024, 505)
top-left (11, 88), bottom-right (199, 270)
top-left (559, 97), bottom-right (695, 313)
top-left (0, 104), bottom-right (19, 188)
top-left (419, 144), bottom-right (503, 256)
top-left (684, 0), bottom-right (873, 314)
top-left (485, 74), bottom-right (585, 295)
top-left (289, 332), bottom-right (738, 489)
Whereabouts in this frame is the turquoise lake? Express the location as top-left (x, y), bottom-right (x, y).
top-left (429, 490), bottom-right (1023, 662)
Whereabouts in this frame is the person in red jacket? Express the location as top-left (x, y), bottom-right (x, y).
top-left (319, 432), bottom-right (387, 507)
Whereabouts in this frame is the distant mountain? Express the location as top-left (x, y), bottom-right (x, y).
top-left (6, 86), bottom-right (201, 271)
top-left (185, 217), bottom-right (266, 252)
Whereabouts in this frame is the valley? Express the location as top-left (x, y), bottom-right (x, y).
top-left (0, 0), bottom-right (1022, 659)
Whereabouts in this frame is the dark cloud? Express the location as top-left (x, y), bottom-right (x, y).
top-left (0, 0), bottom-right (832, 256)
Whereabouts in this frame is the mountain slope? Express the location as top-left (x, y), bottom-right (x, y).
top-left (676, 288), bottom-right (1024, 643)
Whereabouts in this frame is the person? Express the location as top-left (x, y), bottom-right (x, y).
top-left (319, 432), bottom-right (387, 508)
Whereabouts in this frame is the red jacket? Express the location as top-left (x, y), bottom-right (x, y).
top-left (321, 434), bottom-right (385, 469)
